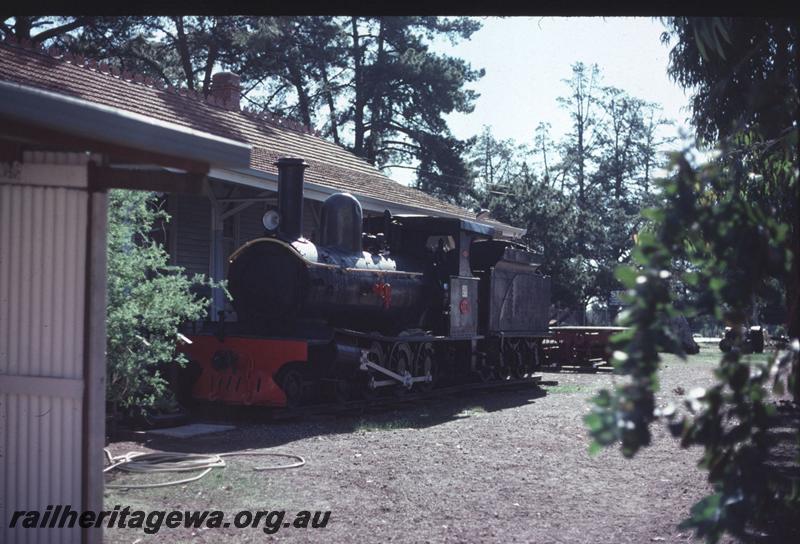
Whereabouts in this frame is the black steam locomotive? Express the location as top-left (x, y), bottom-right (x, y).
top-left (182, 158), bottom-right (551, 407)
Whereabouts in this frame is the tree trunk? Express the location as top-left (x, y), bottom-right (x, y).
top-left (576, 116), bottom-right (586, 257)
top-left (365, 17), bottom-right (386, 165)
top-left (541, 136), bottom-right (550, 185)
top-left (789, 211), bottom-right (800, 402)
top-left (614, 123), bottom-right (623, 199)
top-left (320, 65), bottom-right (340, 145)
top-left (288, 63), bottom-right (312, 127)
top-left (173, 17), bottom-right (195, 91)
top-left (201, 42), bottom-right (218, 97)
top-left (14, 16), bottom-right (32, 41)
top-left (351, 17), bottom-right (365, 157)
top-left (577, 119), bottom-right (585, 207)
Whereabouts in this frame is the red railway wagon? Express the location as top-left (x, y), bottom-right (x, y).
top-left (543, 326), bottom-right (627, 367)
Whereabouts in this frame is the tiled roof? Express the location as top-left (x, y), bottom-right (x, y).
top-left (0, 41), bottom-right (518, 233)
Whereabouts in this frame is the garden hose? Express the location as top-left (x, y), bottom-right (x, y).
top-left (103, 449), bottom-right (306, 489)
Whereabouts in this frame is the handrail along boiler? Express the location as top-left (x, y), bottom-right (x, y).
top-left (181, 157), bottom-right (552, 407)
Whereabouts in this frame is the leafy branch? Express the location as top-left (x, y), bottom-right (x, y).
top-left (586, 132), bottom-right (799, 542)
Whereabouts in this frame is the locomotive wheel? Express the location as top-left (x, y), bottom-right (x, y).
top-left (366, 341), bottom-right (386, 367)
top-left (389, 342), bottom-right (413, 397)
top-left (519, 341), bottom-right (532, 375)
top-left (277, 369), bottom-right (304, 408)
top-left (361, 341), bottom-right (385, 399)
top-left (525, 340), bottom-right (541, 372)
top-left (482, 344), bottom-right (502, 382)
top-left (417, 344), bottom-right (436, 392)
top-left (504, 340), bottom-right (526, 380)
top-left (325, 379), bottom-right (351, 404)
top-left (360, 375), bottom-right (378, 400)
top-left (476, 356), bottom-right (494, 383)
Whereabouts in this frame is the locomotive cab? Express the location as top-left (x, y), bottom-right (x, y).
top-left (363, 215), bottom-right (494, 337)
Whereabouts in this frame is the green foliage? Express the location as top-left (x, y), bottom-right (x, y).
top-left (106, 190), bottom-right (221, 415)
top-left (661, 17), bottom-right (798, 145)
top-left (586, 140), bottom-right (798, 541)
top-left (585, 19), bottom-right (799, 542)
top-left (345, 17), bottom-right (483, 195)
top-left (472, 64), bottom-right (669, 318)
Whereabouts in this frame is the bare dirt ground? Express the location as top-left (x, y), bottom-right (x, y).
top-left (103, 347), bottom-right (752, 543)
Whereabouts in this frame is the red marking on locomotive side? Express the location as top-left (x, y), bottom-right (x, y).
top-left (459, 298), bottom-right (470, 314)
top-left (179, 336), bottom-right (308, 407)
top-left (372, 281), bottom-right (392, 309)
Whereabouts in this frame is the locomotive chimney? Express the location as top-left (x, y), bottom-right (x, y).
top-left (275, 157), bottom-right (308, 239)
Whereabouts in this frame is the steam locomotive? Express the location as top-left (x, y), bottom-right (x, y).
top-left (180, 158), bottom-right (552, 407)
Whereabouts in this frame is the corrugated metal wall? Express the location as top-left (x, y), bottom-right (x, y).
top-left (1, 162), bottom-right (88, 543)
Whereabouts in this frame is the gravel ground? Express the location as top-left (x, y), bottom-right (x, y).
top-left (103, 348), bottom-right (732, 543)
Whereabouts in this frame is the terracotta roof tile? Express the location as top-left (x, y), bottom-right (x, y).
top-left (0, 42), bottom-right (518, 232)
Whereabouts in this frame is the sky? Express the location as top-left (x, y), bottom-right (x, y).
top-left (385, 16), bottom-right (697, 185)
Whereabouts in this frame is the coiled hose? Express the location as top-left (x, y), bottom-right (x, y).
top-left (103, 449), bottom-right (305, 489)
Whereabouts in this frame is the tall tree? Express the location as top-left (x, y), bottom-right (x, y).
top-left (471, 129), bottom-right (595, 318)
top-left (546, 64), bottom-right (668, 321)
top-left (587, 17), bottom-right (799, 543)
top-left (557, 62), bottom-right (602, 209)
top-left (232, 17), bottom-right (349, 127)
top-left (346, 17), bottom-right (484, 196)
top-left (534, 121), bottom-right (555, 187)
top-left (663, 17), bottom-right (798, 145)
top-left (469, 127), bottom-right (516, 193)
top-left (469, 67), bottom-right (671, 322)
top-left (597, 87), bottom-right (641, 201)
top-left (663, 17), bottom-right (799, 340)
top-left (69, 16), bottom-right (244, 95)
top-left (2, 16), bottom-right (248, 94)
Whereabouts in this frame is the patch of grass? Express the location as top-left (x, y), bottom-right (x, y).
top-left (105, 463), bottom-right (303, 513)
top-left (546, 384), bottom-right (588, 394)
top-left (686, 349), bottom-right (723, 365)
top-left (353, 417), bottom-right (415, 433)
top-left (455, 406), bottom-right (488, 417)
top-left (682, 346), bottom-right (775, 367)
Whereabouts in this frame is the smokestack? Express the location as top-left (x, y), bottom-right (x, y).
top-left (275, 157), bottom-right (308, 239)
